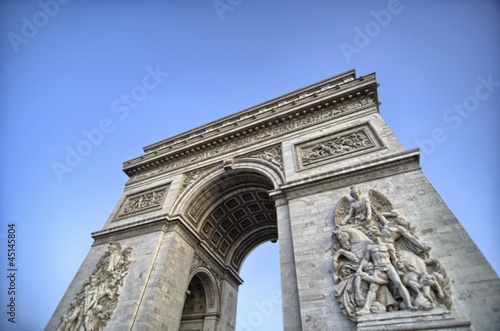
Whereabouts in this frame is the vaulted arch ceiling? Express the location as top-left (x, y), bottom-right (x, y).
top-left (187, 170), bottom-right (278, 271)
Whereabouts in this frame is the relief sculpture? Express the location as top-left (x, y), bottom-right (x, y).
top-left (120, 190), bottom-right (165, 215)
top-left (301, 129), bottom-right (374, 166)
top-left (57, 242), bottom-right (132, 331)
top-left (331, 186), bottom-right (452, 321)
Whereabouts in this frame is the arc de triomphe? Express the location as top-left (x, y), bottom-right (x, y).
top-left (46, 70), bottom-right (499, 331)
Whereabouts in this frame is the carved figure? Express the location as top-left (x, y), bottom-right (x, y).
top-left (121, 190), bottom-right (165, 215)
top-left (420, 272), bottom-right (445, 305)
top-left (56, 300), bottom-right (81, 331)
top-left (333, 258), bottom-right (359, 319)
top-left (331, 187), bottom-right (452, 321)
top-left (397, 258), bottom-right (445, 310)
top-left (378, 211), bottom-right (430, 260)
top-left (356, 229), bottom-right (417, 315)
top-left (355, 262), bottom-right (397, 313)
top-left (332, 226), bottom-right (372, 261)
top-left (57, 242), bottom-right (133, 331)
top-left (301, 129), bottom-right (374, 165)
top-left (398, 258), bottom-right (446, 305)
top-left (256, 146), bottom-right (282, 169)
top-left (337, 186), bottom-right (374, 229)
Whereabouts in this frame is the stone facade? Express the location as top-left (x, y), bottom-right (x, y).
top-left (46, 70), bottom-right (500, 331)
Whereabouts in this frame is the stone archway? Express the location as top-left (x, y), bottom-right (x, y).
top-left (180, 269), bottom-right (220, 331)
top-left (176, 165), bottom-right (282, 329)
top-left (189, 169), bottom-right (278, 269)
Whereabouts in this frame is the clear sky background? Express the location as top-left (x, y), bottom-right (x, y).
top-left (0, 1), bottom-right (499, 330)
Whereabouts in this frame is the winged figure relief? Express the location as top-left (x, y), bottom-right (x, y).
top-left (331, 186), bottom-right (452, 321)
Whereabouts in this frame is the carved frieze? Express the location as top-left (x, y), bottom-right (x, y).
top-left (242, 145), bottom-right (283, 169)
top-left (331, 186), bottom-right (452, 322)
top-left (116, 185), bottom-right (169, 219)
top-left (128, 98), bottom-right (375, 182)
top-left (143, 73), bottom-right (374, 154)
top-left (57, 242), bottom-right (133, 331)
top-left (295, 123), bottom-right (382, 170)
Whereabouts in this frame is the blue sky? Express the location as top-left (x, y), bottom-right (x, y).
top-left (0, 1), bottom-right (499, 330)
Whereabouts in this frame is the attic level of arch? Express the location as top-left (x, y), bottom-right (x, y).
top-left (122, 71), bottom-right (378, 178)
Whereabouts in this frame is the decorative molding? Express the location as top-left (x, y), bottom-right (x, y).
top-left (141, 71), bottom-right (373, 155)
top-left (190, 249), bottom-right (224, 280)
top-left (190, 253), bottom-right (205, 272)
top-left (357, 306), bottom-right (471, 331)
top-left (92, 217), bottom-right (168, 245)
top-left (229, 226), bottom-right (278, 271)
top-left (295, 123), bottom-right (383, 170)
top-left (56, 242), bottom-right (133, 331)
top-left (126, 96), bottom-right (376, 182)
top-left (283, 150), bottom-right (421, 200)
top-left (116, 185), bottom-right (169, 220)
top-left (190, 253), bottom-right (225, 297)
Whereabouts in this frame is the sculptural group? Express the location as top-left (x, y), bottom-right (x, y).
top-left (57, 242), bottom-right (132, 331)
top-left (332, 186), bottom-right (452, 321)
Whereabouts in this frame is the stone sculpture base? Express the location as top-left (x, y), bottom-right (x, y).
top-left (357, 307), bottom-right (471, 331)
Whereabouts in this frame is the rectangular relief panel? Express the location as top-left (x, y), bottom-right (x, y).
top-left (115, 184), bottom-right (169, 220)
top-left (294, 122), bottom-right (384, 170)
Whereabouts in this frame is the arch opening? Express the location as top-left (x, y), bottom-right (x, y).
top-left (188, 169), bottom-right (279, 271)
top-left (181, 166), bottom-right (284, 330)
top-left (236, 241), bottom-right (283, 330)
top-left (180, 271), bottom-right (219, 331)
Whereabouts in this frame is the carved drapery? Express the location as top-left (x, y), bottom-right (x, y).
top-left (56, 242), bottom-right (133, 331)
top-left (331, 187), bottom-right (452, 322)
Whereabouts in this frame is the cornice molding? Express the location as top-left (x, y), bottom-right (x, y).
top-left (143, 70), bottom-right (360, 153)
top-left (281, 149), bottom-right (421, 199)
top-left (91, 216), bottom-right (168, 245)
top-left (124, 75), bottom-right (378, 182)
top-left (123, 71), bottom-right (378, 180)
